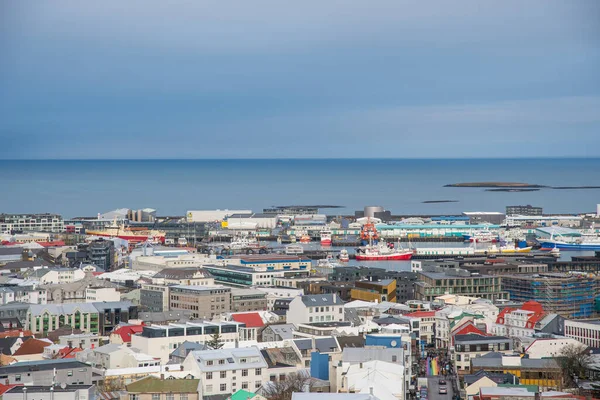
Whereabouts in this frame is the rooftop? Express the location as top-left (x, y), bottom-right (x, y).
top-left (127, 376), bottom-right (200, 394)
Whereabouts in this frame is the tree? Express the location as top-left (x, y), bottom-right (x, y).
top-left (261, 371), bottom-right (314, 400)
top-left (207, 332), bottom-right (224, 349)
top-left (558, 343), bottom-right (591, 386)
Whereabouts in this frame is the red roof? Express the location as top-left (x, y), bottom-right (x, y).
top-left (231, 313), bottom-right (264, 328)
top-left (0, 330), bottom-right (32, 338)
top-left (37, 241), bottom-right (65, 248)
top-left (111, 325), bottom-right (144, 343)
top-left (57, 347), bottom-right (83, 359)
top-left (13, 338), bottom-right (51, 356)
top-left (496, 307), bottom-right (515, 324)
top-left (454, 322), bottom-right (487, 337)
top-left (497, 302), bottom-right (545, 328)
top-left (405, 311), bottom-right (436, 318)
top-left (522, 300), bottom-right (544, 314)
top-left (0, 384), bottom-right (22, 395)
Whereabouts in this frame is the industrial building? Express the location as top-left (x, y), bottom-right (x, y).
top-left (506, 205), bottom-right (543, 216)
top-left (501, 272), bottom-right (600, 318)
top-left (186, 210), bottom-right (252, 223)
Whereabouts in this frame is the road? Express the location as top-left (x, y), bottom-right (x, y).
top-left (426, 376), bottom-right (455, 400)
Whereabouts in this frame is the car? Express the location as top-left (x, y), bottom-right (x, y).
top-left (439, 379), bottom-right (446, 385)
top-left (439, 387), bottom-right (448, 395)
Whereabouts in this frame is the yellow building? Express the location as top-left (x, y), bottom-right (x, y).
top-left (350, 279), bottom-right (396, 303)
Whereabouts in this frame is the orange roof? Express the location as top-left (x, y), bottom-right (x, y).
top-left (405, 311), bottom-right (436, 318)
top-left (231, 313), bottom-right (264, 328)
top-left (522, 300), bottom-right (544, 314)
top-left (13, 338), bottom-right (51, 356)
top-left (57, 347), bottom-right (83, 359)
top-left (112, 324), bottom-right (144, 343)
top-left (0, 384), bottom-right (22, 395)
top-left (454, 322), bottom-right (487, 337)
top-left (496, 307), bottom-right (515, 324)
top-left (0, 330), bottom-right (32, 338)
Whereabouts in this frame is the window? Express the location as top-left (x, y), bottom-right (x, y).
top-left (130, 396), bottom-right (139, 400)
top-left (206, 372), bottom-right (213, 380)
top-left (206, 360), bottom-right (213, 366)
top-left (206, 385), bottom-right (213, 393)
top-left (180, 395), bottom-right (188, 400)
top-left (220, 384), bottom-right (227, 392)
top-left (255, 368), bottom-right (262, 375)
top-left (392, 355), bottom-right (397, 362)
top-left (242, 382), bottom-right (248, 389)
top-left (219, 359), bottom-right (225, 365)
top-left (255, 381), bottom-right (262, 389)
top-left (242, 369), bottom-right (248, 377)
top-left (220, 371), bottom-right (227, 379)
top-left (152, 395), bottom-right (160, 400)
top-left (270, 375), bottom-right (276, 382)
top-left (15, 374), bottom-right (21, 382)
top-left (166, 394), bottom-right (174, 400)
top-left (67, 370), bottom-right (73, 377)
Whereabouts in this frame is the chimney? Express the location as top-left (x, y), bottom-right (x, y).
top-left (369, 387), bottom-right (373, 395)
top-left (160, 373), bottom-right (165, 380)
top-left (360, 362), bottom-right (363, 369)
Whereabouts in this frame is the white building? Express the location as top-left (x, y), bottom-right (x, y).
top-left (33, 268), bottom-right (86, 285)
top-left (255, 287), bottom-right (303, 311)
top-left (3, 385), bottom-right (94, 400)
top-left (130, 321), bottom-right (245, 363)
top-left (187, 210), bottom-right (252, 223)
top-left (182, 347), bottom-right (268, 396)
top-left (0, 288), bottom-right (15, 305)
top-left (77, 343), bottom-right (160, 369)
top-left (339, 360), bottom-right (405, 400)
top-left (286, 294), bottom-right (344, 326)
top-left (85, 287), bottom-right (121, 302)
top-left (58, 333), bottom-right (100, 350)
top-left (131, 254), bottom-right (213, 272)
top-left (565, 319), bottom-right (600, 348)
top-left (525, 338), bottom-right (584, 359)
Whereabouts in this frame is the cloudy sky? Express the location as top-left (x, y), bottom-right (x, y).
top-left (1, 0), bottom-right (599, 159)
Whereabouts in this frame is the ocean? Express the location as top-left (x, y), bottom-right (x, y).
top-left (1, 158), bottom-right (599, 218)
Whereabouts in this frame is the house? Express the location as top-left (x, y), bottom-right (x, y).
top-left (404, 311), bottom-right (436, 345)
top-left (228, 390), bottom-right (267, 400)
top-left (524, 337), bottom-right (584, 359)
top-left (123, 376), bottom-right (200, 400)
top-left (4, 385), bottom-right (96, 400)
top-left (110, 324), bottom-right (144, 345)
top-left (0, 336), bottom-right (32, 356)
top-left (169, 341), bottom-right (208, 364)
top-left (58, 333), bottom-right (100, 350)
top-left (494, 301), bottom-right (545, 338)
top-left (182, 347), bottom-right (269, 396)
top-left (231, 313), bottom-right (264, 341)
top-left (454, 334), bottom-right (512, 373)
top-left (292, 337), bottom-right (340, 368)
top-left (27, 268), bottom-right (86, 285)
top-left (12, 338), bottom-right (52, 361)
top-left (78, 343), bottom-right (159, 369)
top-left (338, 360), bottom-right (405, 400)
top-left (260, 324), bottom-right (295, 342)
top-left (0, 359), bottom-right (93, 385)
top-left (42, 275), bottom-right (121, 304)
top-left (463, 370), bottom-right (519, 399)
top-left (286, 294), bottom-right (344, 326)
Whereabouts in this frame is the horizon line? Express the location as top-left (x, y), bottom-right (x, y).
top-left (1, 156), bottom-right (600, 161)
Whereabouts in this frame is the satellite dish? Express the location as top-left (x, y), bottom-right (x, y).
top-left (61, 383), bottom-right (67, 389)
top-left (390, 340), bottom-right (397, 347)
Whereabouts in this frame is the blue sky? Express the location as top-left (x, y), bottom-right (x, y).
top-left (1, 0), bottom-right (599, 159)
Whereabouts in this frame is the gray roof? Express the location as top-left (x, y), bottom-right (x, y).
top-left (344, 308), bottom-right (362, 326)
top-left (0, 248), bottom-right (23, 256)
top-left (0, 359), bottom-right (89, 374)
top-left (28, 301), bottom-right (133, 317)
top-left (153, 267), bottom-right (213, 279)
top-left (7, 385), bottom-right (93, 394)
top-left (170, 341), bottom-right (208, 358)
top-left (293, 337), bottom-right (339, 353)
top-left (138, 310), bottom-right (193, 323)
top-left (471, 352), bottom-right (560, 369)
top-left (455, 334), bottom-right (511, 345)
top-left (463, 370), bottom-right (518, 385)
top-left (300, 294), bottom-right (343, 307)
top-left (189, 347), bottom-right (267, 372)
top-left (264, 324), bottom-right (295, 340)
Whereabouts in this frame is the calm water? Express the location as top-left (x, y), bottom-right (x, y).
top-left (0, 158), bottom-right (599, 218)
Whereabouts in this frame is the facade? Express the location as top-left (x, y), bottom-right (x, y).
top-left (564, 319), bottom-right (600, 348)
top-left (88, 239), bottom-right (116, 271)
top-left (182, 347), bottom-right (268, 396)
top-left (506, 205), bottom-right (543, 216)
top-left (286, 294), bottom-right (344, 326)
top-left (231, 288), bottom-right (267, 312)
top-left (525, 338), bottom-right (584, 358)
top-left (140, 283), bottom-right (170, 312)
top-left (152, 267), bottom-right (215, 286)
top-left (170, 285), bottom-right (232, 319)
top-left (4, 385), bottom-right (95, 400)
top-left (415, 268), bottom-right (508, 302)
top-left (454, 334), bottom-right (512, 373)
top-left (260, 324), bottom-right (295, 342)
top-left (254, 287), bottom-right (303, 311)
top-left (328, 267), bottom-right (417, 303)
top-left (494, 301), bottom-right (545, 338)
top-left (33, 268), bottom-right (87, 285)
top-left (85, 287), bottom-right (121, 302)
top-left (0, 213), bottom-right (64, 233)
top-left (501, 273), bottom-right (600, 318)
top-left (59, 333), bottom-right (100, 350)
top-left (81, 343), bottom-right (159, 369)
top-left (350, 279), bottom-right (396, 303)
top-left (43, 276), bottom-right (121, 304)
top-left (203, 265), bottom-right (288, 287)
top-left (131, 321), bottom-right (244, 362)
top-left (405, 311), bottom-right (436, 344)
top-left (226, 255), bottom-right (311, 271)
top-left (0, 359), bottom-right (93, 385)
top-left (26, 301), bottom-right (137, 335)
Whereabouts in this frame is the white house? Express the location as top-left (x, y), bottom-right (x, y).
top-left (182, 347), bottom-right (269, 396)
top-left (565, 319), bottom-right (600, 348)
top-left (77, 343), bottom-right (160, 369)
top-left (85, 287), bottom-right (121, 302)
top-left (339, 360), bottom-right (405, 400)
top-left (525, 338), bottom-right (584, 359)
top-left (255, 287), bottom-right (303, 311)
top-left (286, 294), bottom-right (344, 326)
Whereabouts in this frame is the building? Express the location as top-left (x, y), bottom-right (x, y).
top-left (260, 324), bottom-right (295, 342)
top-left (109, 324), bottom-right (144, 345)
top-left (169, 285), bottom-right (231, 319)
top-left (231, 288), bottom-right (268, 312)
top-left (501, 273), bottom-right (600, 318)
top-left (453, 334), bottom-right (512, 373)
top-left (254, 287), bottom-right (303, 311)
top-left (506, 205), bottom-right (543, 217)
top-left (169, 341), bottom-right (208, 364)
top-left (29, 268), bottom-right (86, 285)
top-left (470, 352), bottom-right (562, 389)
top-left (0, 248), bottom-right (23, 265)
top-left (350, 279), bottom-right (396, 303)
top-left (231, 313), bottom-right (265, 341)
top-left (415, 267), bottom-right (508, 302)
top-left (4, 385), bottom-right (95, 400)
top-left (123, 376), bottom-right (200, 400)
top-left (25, 301), bottom-right (137, 335)
top-left (405, 311), bottom-right (436, 345)
top-left (286, 294), bottom-right (344, 326)
top-left (462, 212), bottom-right (505, 225)
top-left (525, 337), bottom-right (584, 359)
top-left (225, 255), bottom-right (312, 271)
top-left (58, 333), bottom-right (100, 350)
top-left (140, 283), bottom-right (170, 312)
top-left (131, 321), bottom-right (244, 362)
top-left (0, 359), bottom-right (93, 385)
top-left (564, 319), bottom-right (600, 348)
top-left (203, 265), bottom-right (290, 287)
top-left (182, 347), bottom-right (268, 396)
top-left (88, 239), bottom-right (116, 271)
top-left (151, 267), bottom-right (215, 286)
top-left (85, 287), bottom-right (121, 302)
top-left (43, 275), bottom-right (122, 304)
top-left (494, 301), bottom-right (545, 338)
top-left (186, 210), bottom-right (252, 223)
top-left (0, 213), bottom-right (64, 233)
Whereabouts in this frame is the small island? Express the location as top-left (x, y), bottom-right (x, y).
top-left (445, 182), bottom-right (547, 188)
top-left (422, 200), bottom-right (459, 203)
top-left (485, 188), bottom-right (541, 192)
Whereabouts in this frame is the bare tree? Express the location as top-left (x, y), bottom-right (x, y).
top-left (558, 343), bottom-right (591, 386)
top-left (261, 371), bottom-right (314, 400)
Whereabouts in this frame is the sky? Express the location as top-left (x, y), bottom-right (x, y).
top-left (1, 0), bottom-right (599, 159)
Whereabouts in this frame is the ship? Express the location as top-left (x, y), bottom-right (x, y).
top-left (473, 244), bottom-right (532, 255)
top-left (86, 223), bottom-right (166, 244)
top-left (359, 220), bottom-right (379, 246)
top-left (538, 237), bottom-right (600, 251)
top-left (338, 249), bottom-right (350, 262)
top-left (320, 228), bottom-right (332, 246)
top-left (463, 228), bottom-right (498, 243)
top-left (229, 234), bottom-right (261, 250)
top-left (355, 241), bottom-right (413, 261)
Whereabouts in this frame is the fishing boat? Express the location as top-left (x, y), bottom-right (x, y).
top-left (299, 231), bottom-right (311, 243)
top-left (229, 234), bottom-right (261, 250)
top-left (320, 228), bottom-right (332, 246)
top-left (360, 219), bottom-right (379, 246)
top-left (538, 231), bottom-right (600, 251)
top-left (339, 249), bottom-right (350, 262)
top-left (474, 243), bottom-right (532, 255)
top-left (86, 220), bottom-right (165, 244)
top-left (316, 255), bottom-right (342, 269)
top-left (356, 241), bottom-right (413, 261)
top-left (463, 228), bottom-right (498, 243)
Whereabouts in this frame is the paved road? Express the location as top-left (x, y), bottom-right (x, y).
top-left (426, 376), bottom-right (454, 400)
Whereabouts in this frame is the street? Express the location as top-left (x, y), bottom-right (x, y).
top-left (426, 376), bottom-right (455, 400)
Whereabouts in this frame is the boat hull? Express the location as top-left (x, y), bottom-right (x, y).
top-left (539, 241), bottom-right (600, 251)
top-left (321, 239), bottom-right (332, 246)
top-left (355, 252), bottom-right (413, 261)
top-left (86, 232), bottom-right (165, 243)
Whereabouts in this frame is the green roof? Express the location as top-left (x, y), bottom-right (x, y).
top-left (229, 390), bottom-right (257, 400)
top-left (127, 376), bottom-right (200, 393)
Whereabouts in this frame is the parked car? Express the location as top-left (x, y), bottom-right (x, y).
top-left (439, 387), bottom-right (448, 395)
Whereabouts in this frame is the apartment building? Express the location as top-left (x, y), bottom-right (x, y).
top-left (131, 321), bottom-right (244, 362)
top-left (415, 267), bottom-right (508, 302)
top-left (231, 288), bottom-right (267, 312)
top-left (350, 279), bottom-right (396, 303)
top-left (454, 334), bottom-right (512, 373)
top-left (182, 347), bottom-right (268, 396)
top-left (226, 255), bottom-right (312, 271)
top-left (286, 294), bottom-right (344, 326)
top-left (0, 213), bottom-right (64, 233)
top-left (202, 265), bottom-right (289, 287)
top-left (564, 319), bottom-right (600, 348)
top-left (0, 359), bottom-right (93, 385)
top-left (494, 301), bottom-right (545, 338)
top-left (170, 285), bottom-right (231, 319)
